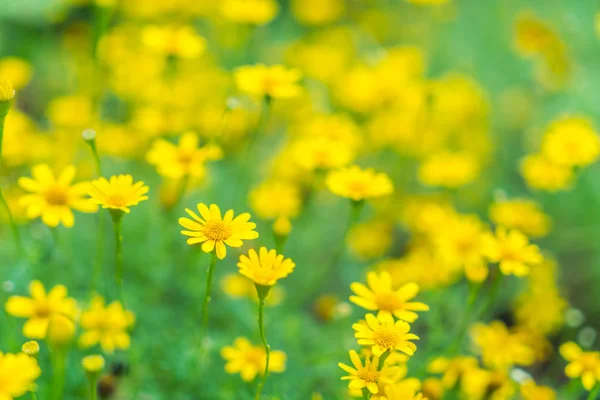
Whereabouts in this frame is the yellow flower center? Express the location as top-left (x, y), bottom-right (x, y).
top-left (373, 327), bottom-right (400, 350)
top-left (35, 303), bottom-right (51, 318)
top-left (203, 220), bottom-right (232, 241)
top-left (45, 185), bottom-right (68, 206)
top-left (177, 151), bottom-right (194, 166)
top-left (348, 181), bottom-right (367, 196)
top-left (107, 194), bottom-right (128, 207)
top-left (357, 368), bottom-right (379, 383)
top-left (579, 354), bottom-right (600, 370)
top-left (375, 292), bottom-right (402, 312)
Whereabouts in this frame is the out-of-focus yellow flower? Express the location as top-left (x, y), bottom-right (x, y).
top-left (515, 288), bottom-right (566, 336)
top-left (428, 356), bottom-right (478, 389)
top-left (234, 64), bottom-right (302, 100)
top-left (47, 314), bottom-right (76, 346)
top-left (179, 203), bottom-right (259, 259)
top-left (489, 199), bottom-right (551, 238)
top-left (0, 79), bottom-right (15, 101)
top-left (514, 13), bottom-right (557, 57)
top-left (348, 220), bottom-right (393, 261)
top-left (338, 350), bottom-right (401, 395)
top-left (353, 313), bottom-right (419, 357)
top-left (82, 355), bottom-right (105, 374)
top-left (422, 378), bottom-right (444, 400)
top-left (384, 385), bottom-right (428, 400)
top-left (291, 136), bottom-right (354, 172)
top-left (21, 341), bottom-right (40, 357)
top-left (0, 57), bottom-right (32, 90)
top-left (418, 151), bottom-right (479, 188)
top-left (79, 296), bottom-right (135, 354)
top-left (334, 65), bottom-right (382, 114)
top-left (313, 294), bottom-right (351, 321)
top-left (272, 215), bottom-right (292, 236)
top-left (293, 113), bottom-right (362, 150)
top-left (483, 227), bottom-right (542, 277)
top-left (460, 368), bottom-right (515, 400)
top-left (237, 247), bottom-right (295, 286)
top-left (146, 131), bottom-right (222, 179)
top-left (18, 164), bottom-right (98, 228)
top-left (0, 352), bottom-right (41, 399)
top-left (5, 281), bottom-right (78, 339)
top-left (327, 165), bottom-right (394, 201)
top-left (221, 273), bottom-right (284, 306)
top-left (350, 271), bottom-right (429, 322)
top-left (220, 0), bottom-right (278, 25)
top-left (47, 95), bottom-right (94, 130)
top-left (560, 341), bottom-right (600, 391)
top-left (249, 180), bottom-right (301, 221)
top-left (541, 116), bottom-right (600, 167)
top-left (221, 337), bottom-right (286, 382)
top-left (521, 153), bottom-right (572, 191)
top-left (141, 25), bottom-right (206, 59)
top-left (470, 321), bottom-right (536, 370)
top-left (520, 380), bottom-right (556, 400)
top-left (88, 175), bottom-right (149, 214)
top-left (291, 0), bottom-right (344, 25)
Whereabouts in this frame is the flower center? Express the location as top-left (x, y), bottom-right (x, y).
top-left (348, 181), bottom-right (367, 196)
top-left (177, 151), bottom-right (194, 166)
top-left (107, 194), bottom-right (127, 207)
top-left (45, 185), bottom-right (68, 206)
top-left (375, 292), bottom-right (402, 312)
top-left (203, 220), bottom-right (232, 241)
top-left (357, 368), bottom-right (379, 383)
top-left (373, 328), bottom-right (400, 350)
top-left (35, 303), bottom-right (51, 318)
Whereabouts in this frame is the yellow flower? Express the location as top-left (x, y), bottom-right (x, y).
top-left (146, 131), bottom-right (223, 179)
top-left (21, 341), bottom-right (39, 356)
top-left (350, 272), bottom-right (429, 322)
top-left (520, 380), bottom-right (556, 400)
top-left (88, 175), bottom-right (149, 214)
top-left (384, 384), bottom-right (428, 400)
top-left (291, 136), bottom-right (355, 171)
top-left (179, 203), bottom-right (259, 259)
top-left (541, 116), bottom-right (600, 167)
top-left (427, 356), bottom-right (479, 388)
top-left (460, 367), bottom-right (515, 400)
top-left (347, 220), bottom-right (393, 261)
top-left (141, 25), bottom-right (206, 59)
top-left (221, 337), bottom-right (286, 382)
top-left (249, 180), bottom-right (301, 220)
top-left (5, 281), bottom-right (78, 339)
top-left (521, 153), bottom-right (572, 191)
top-left (0, 352), bottom-right (41, 400)
top-left (18, 164), bottom-right (98, 227)
top-left (0, 57), bottom-right (32, 90)
top-left (234, 64), bottom-right (302, 99)
top-left (221, 274), bottom-right (284, 306)
top-left (353, 313), bottom-right (419, 357)
top-left (560, 341), bottom-right (600, 391)
top-left (418, 151), bottom-right (479, 188)
top-left (483, 227), bottom-right (542, 277)
top-left (79, 296), bottom-right (135, 354)
top-left (470, 321), bottom-right (536, 370)
top-left (290, 0), bottom-right (344, 25)
top-left (489, 199), bottom-right (551, 238)
top-left (338, 350), bottom-right (401, 395)
top-left (0, 79), bottom-right (15, 101)
top-left (514, 13), bottom-right (557, 57)
top-left (47, 314), bottom-right (76, 346)
top-left (220, 0), bottom-right (278, 25)
top-left (82, 355), bottom-right (105, 374)
top-left (237, 247), bottom-right (295, 286)
top-left (326, 165), bottom-right (394, 201)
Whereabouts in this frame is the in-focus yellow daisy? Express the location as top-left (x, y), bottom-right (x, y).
top-left (18, 164), bottom-right (98, 227)
top-left (353, 313), bottom-right (419, 357)
top-left (146, 131), bottom-right (223, 179)
top-left (338, 350), bottom-right (401, 395)
top-left (79, 295), bottom-right (135, 354)
top-left (5, 281), bottom-right (78, 339)
top-left (88, 174), bottom-right (149, 214)
top-left (326, 165), bottom-right (394, 201)
top-left (237, 247), bottom-right (295, 286)
top-left (234, 64), bottom-right (302, 99)
top-left (179, 203), bottom-right (259, 259)
top-left (560, 341), bottom-right (600, 391)
top-left (0, 351), bottom-right (41, 400)
top-left (221, 337), bottom-right (286, 382)
top-left (483, 227), bottom-right (542, 277)
top-left (350, 271), bottom-right (429, 322)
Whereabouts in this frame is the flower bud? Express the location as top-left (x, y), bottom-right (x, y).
top-left (82, 354), bottom-right (105, 376)
top-left (22, 340), bottom-right (40, 357)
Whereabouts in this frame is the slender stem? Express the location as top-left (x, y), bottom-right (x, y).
top-left (0, 189), bottom-right (22, 253)
top-left (112, 214), bottom-right (123, 301)
top-left (588, 384), bottom-right (600, 400)
top-left (449, 282), bottom-right (481, 354)
top-left (31, 391), bottom-right (37, 400)
top-left (89, 378), bottom-right (98, 400)
top-left (479, 273), bottom-right (503, 318)
top-left (362, 388), bottom-right (370, 400)
top-left (92, 214), bottom-right (105, 296)
top-left (51, 350), bottom-right (66, 400)
top-left (201, 251), bottom-right (218, 333)
top-left (255, 297), bottom-right (270, 400)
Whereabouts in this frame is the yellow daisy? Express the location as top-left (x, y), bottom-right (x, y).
top-left (88, 174), bottom-right (149, 214)
top-left (5, 281), bottom-right (78, 339)
top-left (353, 313), bottom-right (419, 357)
top-left (0, 352), bottom-right (41, 400)
top-left (79, 295), bottom-right (135, 354)
top-left (237, 247), bottom-right (295, 286)
top-left (560, 341), bottom-right (600, 391)
top-left (483, 227), bottom-right (542, 277)
top-left (18, 164), bottom-right (97, 227)
top-left (221, 337), bottom-right (286, 382)
top-left (338, 350), bottom-right (401, 395)
top-left (234, 64), bottom-right (302, 99)
top-left (179, 203), bottom-right (259, 259)
top-left (350, 271), bottom-right (429, 322)
top-left (326, 165), bottom-right (394, 201)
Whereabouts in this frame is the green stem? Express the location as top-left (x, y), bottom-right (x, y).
top-left (92, 214), bottom-right (105, 296)
top-left (201, 251), bottom-right (218, 333)
top-left (0, 189), bottom-right (22, 253)
top-left (170, 174), bottom-right (189, 211)
top-left (51, 350), bottom-right (66, 400)
top-left (588, 384), bottom-right (600, 400)
top-left (478, 273), bottom-right (503, 319)
top-left (111, 213), bottom-right (123, 302)
top-left (255, 297), bottom-right (270, 400)
top-left (362, 388), bottom-right (371, 400)
top-left (31, 391), bottom-right (37, 400)
top-left (449, 282), bottom-right (481, 354)
top-left (89, 378), bottom-right (98, 400)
